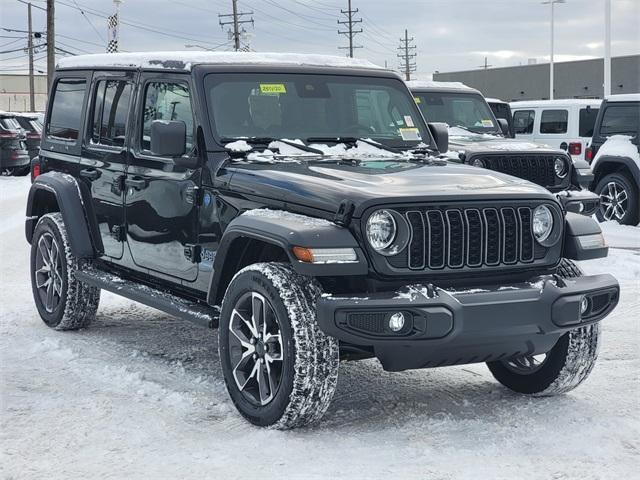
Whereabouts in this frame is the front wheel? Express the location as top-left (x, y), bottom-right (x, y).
top-left (595, 172), bottom-right (639, 225)
top-left (487, 259), bottom-right (600, 395)
top-left (218, 263), bottom-right (339, 429)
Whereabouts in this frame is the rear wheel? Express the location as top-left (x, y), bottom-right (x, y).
top-left (595, 172), bottom-right (639, 225)
top-left (219, 263), bottom-right (339, 429)
top-left (487, 259), bottom-right (601, 395)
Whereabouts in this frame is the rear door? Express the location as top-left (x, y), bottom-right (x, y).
top-left (79, 71), bottom-right (135, 259)
top-left (537, 108), bottom-right (569, 151)
top-left (125, 72), bottom-right (200, 282)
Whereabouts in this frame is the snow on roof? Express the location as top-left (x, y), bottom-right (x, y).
top-left (57, 51), bottom-right (385, 71)
top-left (605, 93), bottom-right (640, 102)
top-left (510, 99), bottom-right (602, 108)
top-left (406, 80), bottom-right (476, 92)
top-left (485, 98), bottom-right (507, 104)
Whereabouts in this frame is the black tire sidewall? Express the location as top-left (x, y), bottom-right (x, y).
top-left (219, 268), bottom-right (297, 427)
top-left (595, 172), bottom-right (639, 225)
top-left (30, 215), bottom-right (69, 328)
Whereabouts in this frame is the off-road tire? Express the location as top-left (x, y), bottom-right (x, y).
top-left (487, 259), bottom-right (601, 395)
top-left (30, 213), bottom-right (100, 330)
top-left (218, 263), bottom-right (339, 429)
top-left (595, 171), bottom-right (639, 225)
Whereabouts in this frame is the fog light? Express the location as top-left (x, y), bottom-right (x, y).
top-left (580, 297), bottom-right (590, 316)
top-left (388, 312), bottom-right (405, 332)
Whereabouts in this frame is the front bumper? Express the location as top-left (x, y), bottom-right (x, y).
top-left (317, 273), bottom-right (619, 371)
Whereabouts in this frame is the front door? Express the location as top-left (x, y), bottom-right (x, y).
top-left (125, 73), bottom-right (200, 282)
top-left (79, 72), bottom-right (135, 259)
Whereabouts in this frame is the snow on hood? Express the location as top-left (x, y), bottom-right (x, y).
top-left (593, 135), bottom-right (640, 166)
top-left (57, 51), bottom-right (385, 71)
top-left (224, 140), bottom-right (252, 152)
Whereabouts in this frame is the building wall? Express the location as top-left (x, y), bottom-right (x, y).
top-left (433, 55), bottom-right (639, 101)
top-left (0, 74), bottom-right (49, 112)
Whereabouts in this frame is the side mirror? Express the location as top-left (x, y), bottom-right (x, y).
top-left (150, 120), bottom-right (186, 157)
top-left (497, 118), bottom-right (510, 136)
top-left (428, 122), bottom-right (449, 154)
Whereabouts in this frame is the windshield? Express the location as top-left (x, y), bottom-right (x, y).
top-left (413, 91), bottom-right (500, 134)
top-left (205, 73), bottom-right (429, 149)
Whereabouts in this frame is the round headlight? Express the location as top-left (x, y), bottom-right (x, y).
top-left (532, 205), bottom-right (554, 243)
top-left (472, 158), bottom-right (485, 168)
top-left (554, 157), bottom-right (568, 178)
top-left (366, 209), bottom-right (397, 251)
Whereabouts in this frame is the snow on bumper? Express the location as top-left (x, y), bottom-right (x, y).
top-left (317, 273), bottom-right (619, 371)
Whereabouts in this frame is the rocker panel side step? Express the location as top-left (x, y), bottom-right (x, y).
top-left (75, 268), bottom-right (219, 328)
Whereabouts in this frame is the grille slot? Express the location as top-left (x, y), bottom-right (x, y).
top-left (480, 155), bottom-right (558, 188)
top-left (406, 206), bottom-right (537, 270)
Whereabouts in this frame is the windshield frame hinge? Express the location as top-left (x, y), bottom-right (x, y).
top-left (334, 199), bottom-right (355, 227)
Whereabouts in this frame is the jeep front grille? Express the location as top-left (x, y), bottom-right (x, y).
top-left (405, 206), bottom-right (536, 270)
top-left (478, 155), bottom-right (559, 188)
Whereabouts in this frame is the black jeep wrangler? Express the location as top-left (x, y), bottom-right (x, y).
top-left (26, 52), bottom-right (619, 429)
top-left (408, 81), bottom-right (598, 213)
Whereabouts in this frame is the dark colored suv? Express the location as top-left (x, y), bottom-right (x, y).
top-left (587, 94), bottom-right (640, 225)
top-left (26, 52), bottom-right (619, 429)
top-left (0, 112), bottom-right (30, 175)
top-left (408, 82), bottom-right (596, 204)
top-left (12, 113), bottom-right (42, 160)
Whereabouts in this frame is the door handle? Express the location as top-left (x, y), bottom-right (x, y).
top-left (80, 168), bottom-right (100, 180)
top-left (125, 177), bottom-right (146, 190)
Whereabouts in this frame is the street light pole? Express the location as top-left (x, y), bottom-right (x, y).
top-left (542, 0), bottom-right (566, 100)
top-left (604, 0), bottom-right (611, 97)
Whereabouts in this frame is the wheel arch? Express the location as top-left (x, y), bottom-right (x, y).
top-left (592, 156), bottom-right (640, 188)
top-left (25, 172), bottom-right (103, 258)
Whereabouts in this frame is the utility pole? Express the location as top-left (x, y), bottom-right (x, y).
top-left (478, 57), bottom-right (493, 70)
top-left (219, 0), bottom-right (254, 52)
top-left (604, 0), bottom-right (611, 96)
top-left (27, 2), bottom-right (35, 112)
top-left (46, 0), bottom-right (55, 92)
top-left (338, 0), bottom-right (362, 58)
top-left (397, 29), bottom-right (416, 81)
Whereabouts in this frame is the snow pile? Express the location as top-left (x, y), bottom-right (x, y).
top-left (600, 221), bottom-right (640, 249)
top-left (224, 140), bottom-right (252, 152)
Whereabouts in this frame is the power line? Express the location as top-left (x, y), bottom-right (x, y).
top-left (72, 0), bottom-right (106, 43)
top-left (397, 29), bottom-right (416, 81)
top-left (338, 0), bottom-right (362, 58)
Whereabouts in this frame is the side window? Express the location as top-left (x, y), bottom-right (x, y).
top-left (47, 78), bottom-right (87, 141)
top-left (141, 81), bottom-right (194, 153)
top-left (578, 107), bottom-right (599, 137)
top-left (90, 80), bottom-right (132, 147)
top-left (540, 109), bottom-right (568, 134)
top-left (513, 110), bottom-right (534, 134)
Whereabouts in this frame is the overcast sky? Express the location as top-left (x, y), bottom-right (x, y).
top-left (1, 0), bottom-right (638, 78)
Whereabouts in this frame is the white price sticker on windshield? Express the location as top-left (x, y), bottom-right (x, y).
top-left (404, 115), bottom-right (415, 127)
top-left (399, 128), bottom-right (421, 141)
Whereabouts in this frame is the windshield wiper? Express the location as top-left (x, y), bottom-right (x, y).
top-left (221, 136), bottom-right (324, 155)
top-left (306, 136), bottom-right (401, 154)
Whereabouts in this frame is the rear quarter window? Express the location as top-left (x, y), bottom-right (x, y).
top-left (579, 108), bottom-right (599, 137)
top-left (540, 109), bottom-right (568, 134)
top-left (599, 104), bottom-right (639, 138)
top-left (47, 78), bottom-right (87, 141)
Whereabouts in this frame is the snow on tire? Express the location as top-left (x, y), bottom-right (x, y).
top-left (30, 213), bottom-right (100, 330)
top-left (487, 259), bottom-right (601, 396)
top-left (218, 263), bottom-right (339, 429)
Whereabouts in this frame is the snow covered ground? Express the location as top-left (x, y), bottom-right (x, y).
top-left (1, 175), bottom-right (638, 479)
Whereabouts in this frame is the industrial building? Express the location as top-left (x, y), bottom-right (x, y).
top-left (432, 54), bottom-right (639, 101)
top-left (0, 74), bottom-right (48, 112)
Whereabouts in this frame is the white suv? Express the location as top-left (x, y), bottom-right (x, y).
top-left (510, 99), bottom-right (601, 163)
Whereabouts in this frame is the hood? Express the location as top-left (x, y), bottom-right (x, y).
top-left (227, 157), bottom-right (555, 217)
top-left (446, 130), bottom-right (559, 157)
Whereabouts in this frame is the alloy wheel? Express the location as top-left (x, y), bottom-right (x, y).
top-left (34, 232), bottom-right (64, 313)
top-left (504, 353), bottom-right (548, 374)
top-left (228, 292), bottom-right (284, 406)
top-left (599, 181), bottom-right (628, 221)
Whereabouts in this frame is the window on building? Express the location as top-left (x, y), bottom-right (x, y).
top-left (90, 80), bottom-right (132, 147)
top-left (47, 78), bottom-right (87, 141)
top-left (540, 109), bottom-right (568, 134)
top-left (513, 110), bottom-right (535, 134)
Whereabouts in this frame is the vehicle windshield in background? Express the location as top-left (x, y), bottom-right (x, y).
top-left (205, 73), bottom-right (428, 149)
top-left (413, 92), bottom-right (500, 134)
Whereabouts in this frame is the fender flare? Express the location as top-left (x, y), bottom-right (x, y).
top-left (206, 210), bottom-right (368, 305)
top-left (592, 155), bottom-right (640, 186)
top-left (25, 172), bottom-right (103, 258)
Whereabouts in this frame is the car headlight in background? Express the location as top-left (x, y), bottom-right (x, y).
top-left (554, 157), bottom-right (568, 178)
top-left (472, 158), bottom-right (485, 168)
top-left (532, 205), bottom-right (554, 243)
top-left (366, 209), bottom-right (397, 252)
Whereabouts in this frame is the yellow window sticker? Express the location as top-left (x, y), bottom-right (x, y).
top-left (413, 96), bottom-right (421, 104)
top-left (260, 83), bottom-right (287, 94)
top-left (399, 127), bottom-right (421, 141)
top-left (481, 119), bottom-right (494, 127)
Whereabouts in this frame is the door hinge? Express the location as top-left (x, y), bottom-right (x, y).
top-left (184, 244), bottom-right (202, 263)
top-left (334, 199), bottom-right (355, 226)
top-left (111, 224), bottom-right (126, 242)
top-left (186, 186), bottom-right (205, 206)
